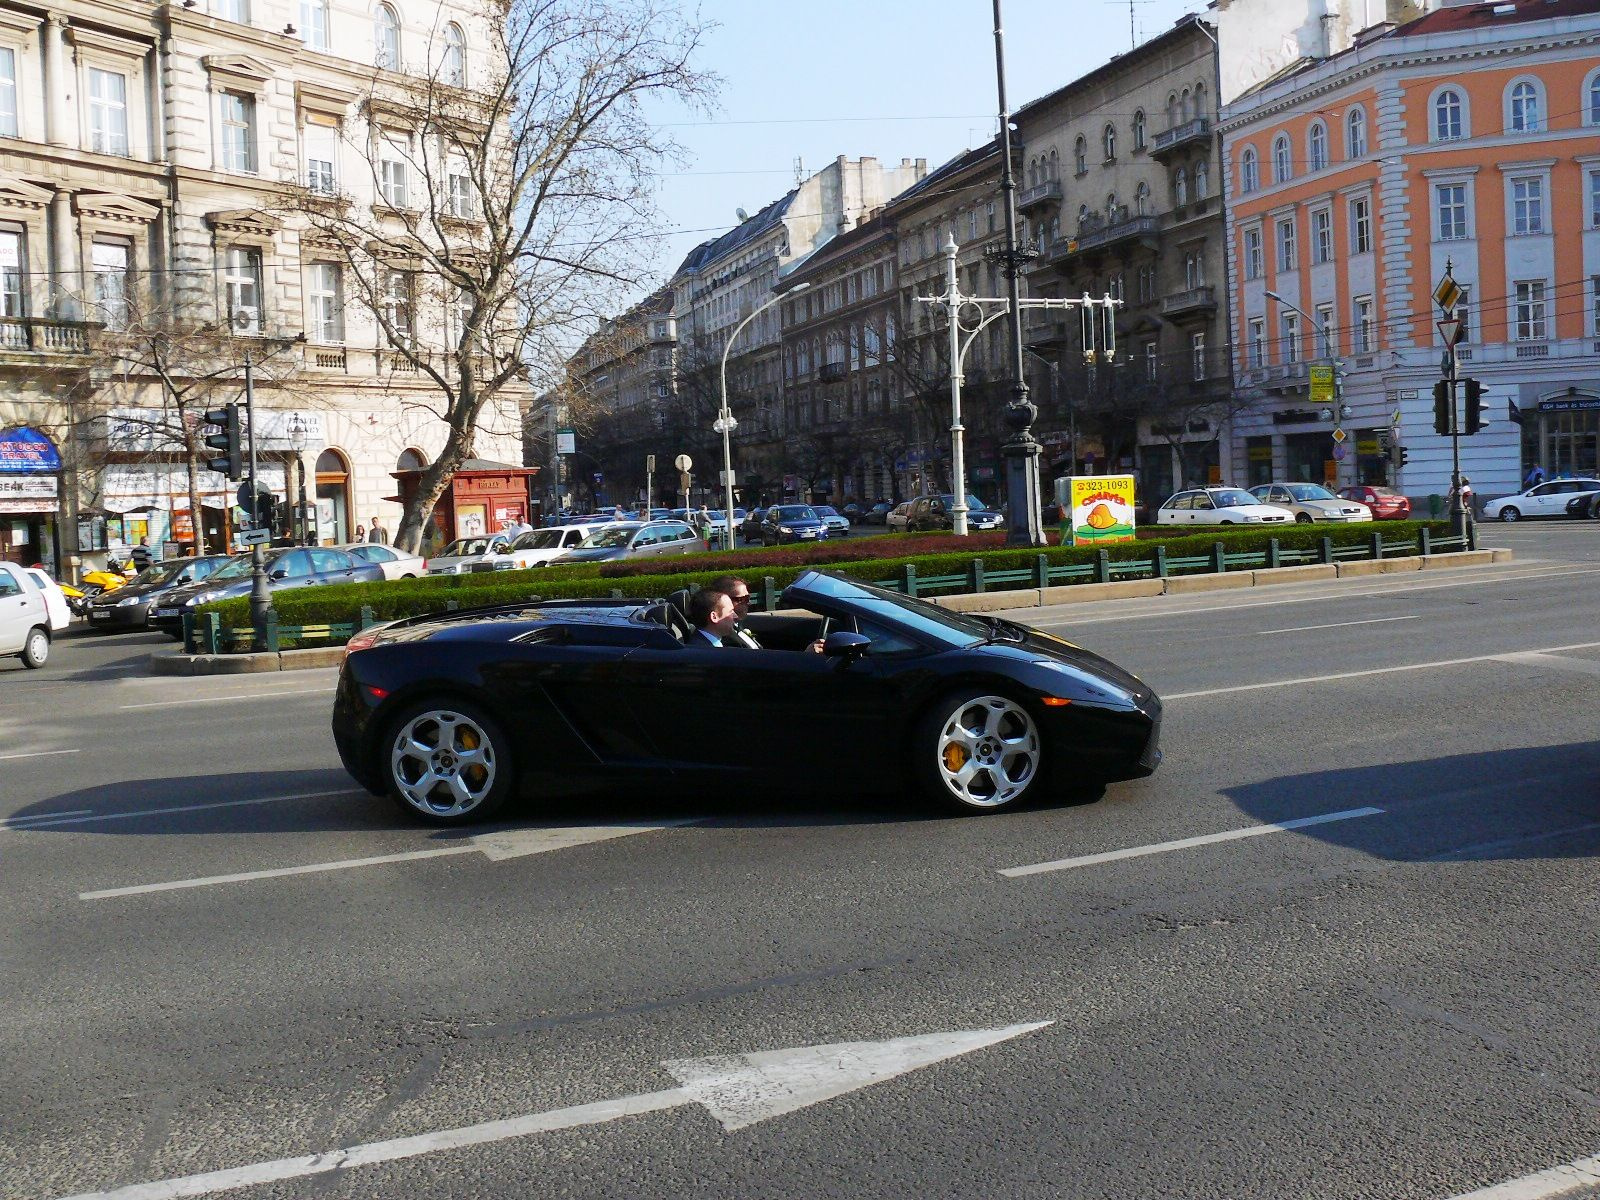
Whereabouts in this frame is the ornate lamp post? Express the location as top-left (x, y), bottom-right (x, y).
top-left (287, 414), bottom-right (308, 545)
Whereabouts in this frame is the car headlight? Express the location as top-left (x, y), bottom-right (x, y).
top-left (186, 590), bottom-right (221, 607)
top-left (778, 525), bottom-right (794, 533)
top-left (116, 594), bottom-right (142, 607)
top-left (494, 561), bottom-right (515, 570)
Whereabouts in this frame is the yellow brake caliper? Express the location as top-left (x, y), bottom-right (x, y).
top-left (943, 743), bottom-right (968, 773)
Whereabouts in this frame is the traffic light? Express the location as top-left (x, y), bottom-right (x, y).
top-left (203, 403), bottom-right (242, 480)
top-left (1398, 446), bottom-right (1410, 468)
top-left (1463, 378), bottom-right (1490, 435)
top-left (1432, 380), bottom-right (1452, 436)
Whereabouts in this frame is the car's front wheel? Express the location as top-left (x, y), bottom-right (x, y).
top-left (384, 699), bottom-right (512, 825)
top-left (1295, 513), bottom-right (1314, 524)
top-left (915, 691), bottom-right (1043, 814)
top-left (19, 625), bottom-right (48, 669)
top-left (1499, 506), bottom-right (1521, 522)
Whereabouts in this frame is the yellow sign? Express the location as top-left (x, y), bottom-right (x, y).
top-left (1067, 475), bottom-right (1136, 546)
top-left (1433, 273), bottom-right (1461, 312)
top-left (1310, 364), bottom-right (1335, 407)
top-left (1356, 438), bottom-right (1380, 456)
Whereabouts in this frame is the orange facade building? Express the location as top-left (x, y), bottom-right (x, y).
top-left (1220, 0), bottom-right (1600, 503)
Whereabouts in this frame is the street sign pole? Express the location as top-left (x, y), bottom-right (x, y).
top-left (244, 354), bottom-right (271, 651)
top-left (1435, 263), bottom-right (1469, 545)
top-left (646, 453), bottom-right (655, 517)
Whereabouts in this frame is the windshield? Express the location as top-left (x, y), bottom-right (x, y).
top-left (938, 494), bottom-right (988, 511)
top-left (813, 506), bottom-right (839, 517)
top-left (136, 562), bottom-right (184, 586)
top-left (206, 555), bottom-right (257, 582)
top-left (513, 529), bottom-right (565, 551)
top-left (580, 524), bottom-right (642, 548)
top-left (1211, 489), bottom-right (1262, 507)
top-left (787, 570), bottom-right (990, 649)
top-left (441, 538), bottom-right (500, 557)
top-left (1286, 484), bottom-right (1337, 501)
top-left (776, 506), bottom-right (817, 521)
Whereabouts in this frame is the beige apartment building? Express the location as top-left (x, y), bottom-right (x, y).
top-left (0, 0), bottom-right (525, 574)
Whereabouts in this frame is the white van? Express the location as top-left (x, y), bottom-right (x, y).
top-left (0, 562), bottom-right (52, 668)
top-left (477, 523), bottom-right (611, 571)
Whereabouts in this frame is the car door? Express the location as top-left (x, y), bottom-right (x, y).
top-left (1190, 492), bottom-right (1216, 523)
top-left (0, 563), bottom-right (33, 652)
top-left (267, 549), bottom-right (317, 591)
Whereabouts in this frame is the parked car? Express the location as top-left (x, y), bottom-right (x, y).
top-left (341, 543), bottom-right (425, 580)
top-left (149, 547), bottom-right (384, 638)
top-left (757, 505), bottom-right (830, 545)
top-left (862, 502), bottom-right (896, 526)
top-left (906, 493), bottom-right (1003, 532)
top-left (0, 562), bottom-right (53, 667)
top-left (811, 505), bottom-right (852, 537)
top-left (841, 502), bottom-right (864, 521)
top-left (1483, 479), bottom-right (1600, 522)
top-left (552, 520), bottom-right (704, 564)
top-left (1337, 485), bottom-right (1411, 520)
top-left (1566, 491), bottom-right (1600, 520)
top-left (471, 523), bottom-right (611, 571)
top-left (85, 556), bottom-right (236, 632)
top-left (885, 501), bottom-right (913, 533)
top-left (739, 508), bottom-right (767, 545)
top-left (21, 568), bottom-right (71, 631)
top-left (1156, 488), bottom-right (1295, 526)
top-left (426, 534), bottom-right (515, 575)
top-left (1248, 483), bottom-right (1372, 524)
top-left (333, 569), bottom-right (1161, 824)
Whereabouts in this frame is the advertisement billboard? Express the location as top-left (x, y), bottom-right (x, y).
top-left (1060, 475), bottom-right (1136, 546)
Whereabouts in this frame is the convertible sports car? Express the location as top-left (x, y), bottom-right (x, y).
top-left (332, 570), bottom-right (1162, 825)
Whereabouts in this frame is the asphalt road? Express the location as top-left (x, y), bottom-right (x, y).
top-left (3, 520), bottom-right (1598, 1200)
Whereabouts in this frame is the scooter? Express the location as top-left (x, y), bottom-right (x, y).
top-left (77, 559), bottom-right (138, 603)
top-left (59, 579), bottom-right (93, 617)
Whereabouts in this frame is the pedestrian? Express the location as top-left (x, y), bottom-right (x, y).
top-left (129, 538), bottom-right (152, 573)
top-left (367, 517), bottom-right (387, 543)
top-left (696, 505), bottom-right (713, 544)
top-left (354, 523), bottom-right (366, 542)
top-left (1523, 465), bottom-right (1545, 489)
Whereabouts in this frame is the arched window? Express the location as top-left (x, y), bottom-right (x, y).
top-left (1048, 215), bottom-right (1060, 241)
top-left (1135, 181), bottom-right (1150, 216)
top-left (1181, 87), bottom-right (1191, 120)
top-left (1027, 158), bottom-right (1037, 187)
top-left (1507, 79), bottom-right (1543, 132)
top-left (396, 448), bottom-right (427, 471)
top-left (1194, 159), bottom-right (1209, 199)
top-left (315, 448), bottom-right (353, 544)
top-left (1174, 168), bottom-right (1188, 206)
top-left (1433, 88), bottom-right (1463, 141)
top-left (1241, 146), bottom-right (1259, 194)
top-left (1193, 82), bottom-right (1206, 120)
top-left (1308, 121), bottom-right (1327, 171)
top-left (1073, 136), bottom-right (1086, 174)
top-left (1047, 149), bottom-right (1058, 179)
top-left (1103, 123), bottom-right (1116, 160)
top-left (1272, 134), bottom-right (1291, 183)
top-left (374, 3), bottom-right (400, 68)
top-left (1346, 106), bottom-right (1367, 157)
top-left (1106, 193), bottom-right (1118, 218)
top-left (1166, 92), bottom-right (1178, 124)
top-left (1133, 109), bottom-right (1146, 151)
top-left (1588, 67), bottom-right (1600, 125)
top-left (443, 22), bottom-right (466, 85)
top-left (1077, 203), bottom-right (1089, 230)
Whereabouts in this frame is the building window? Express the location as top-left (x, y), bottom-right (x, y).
top-left (87, 68), bottom-right (129, 156)
top-left (1272, 134), bottom-right (1291, 183)
top-left (1240, 147), bottom-right (1258, 194)
top-left (1456, 285), bottom-right (1473, 344)
top-left (1103, 123), bottom-right (1116, 161)
top-left (1354, 297), bottom-right (1374, 353)
top-left (0, 229), bottom-right (26, 318)
top-left (1276, 218), bottom-right (1296, 272)
top-left (443, 22), bottom-right (466, 85)
top-left (1074, 136), bottom-right (1086, 175)
top-left (1350, 196), bottom-right (1372, 254)
top-left (1133, 109), bottom-right (1145, 151)
top-left (223, 247), bottom-right (262, 334)
top-left (379, 139), bottom-right (409, 207)
top-left (1434, 89), bottom-right (1463, 141)
top-left (1514, 280), bottom-right (1546, 340)
top-left (219, 91), bottom-right (256, 173)
top-left (307, 262), bottom-right (343, 343)
top-left (1589, 69), bottom-right (1600, 125)
top-left (214, 0), bottom-right (250, 22)
top-left (382, 269), bottom-right (413, 343)
top-left (1592, 276), bottom-right (1600, 337)
top-left (1511, 176), bottom-right (1544, 235)
top-left (1048, 149), bottom-right (1058, 179)
top-left (1194, 159), bottom-right (1208, 199)
top-left (1311, 208), bottom-right (1332, 263)
top-left (1244, 227), bottom-right (1262, 280)
top-left (301, 0), bottom-right (329, 49)
top-left (1308, 122), bottom-right (1327, 171)
top-left (1434, 183), bottom-right (1468, 241)
top-left (375, 3), bottom-right (401, 69)
top-left (1590, 169), bottom-right (1600, 228)
top-left (303, 117), bottom-right (337, 194)
top-left (1315, 304), bottom-right (1334, 358)
top-left (447, 167), bottom-right (473, 218)
top-left (1174, 168), bottom-right (1187, 206)
top-left (1183, 250), bottom-right (1203, 289)
top-left (968, 208), bottom-right (977, 240)
top-left (1346, 107), bottom-right (1367, 158)
top-left (1134, 181), bottom-right (1149, 216)
top-left (1191, 331), bottom-right (1207, 381)
top-left (91, 240), bottom-right (130, 330)
top-left (0, 48), bottom-right (16, 138)
top-left (1144, 341), bottom-right (1157, 381)
top-left (1248, 319), bottom-right (1264, 367)
top-left (1508, 80), bottom-right (1542, 132)
top-left (1281, 312), bottom-right (1299, 363)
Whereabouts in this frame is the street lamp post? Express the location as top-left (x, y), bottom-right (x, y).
top-left (287, 414), bottom-right (308, 545)
top-left (1265, 289), bottom-right (1349, 487)
top-left (720, 281), bottom-right (809, 551)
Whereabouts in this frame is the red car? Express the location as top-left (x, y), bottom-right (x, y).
top-left (1338, 485), bottom-right (1410, 520)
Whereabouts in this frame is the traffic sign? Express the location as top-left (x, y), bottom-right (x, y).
top-left (238, 527), bottom-right (272, 546)
top-left (1331, 427), bottom-right (1347, 444)
top-left (1437, 317), bottom-right (1463, 347)
top-left (1433, 273), bottom-right (1461, 313)
top-left (674, 453), bottom-right (692, 472)
top-left (1331, 445), bottom-right (1347, 461)
top-left (646, 453), bottom-right (656, 472)
top-left (1310, 364), bottom-right (1335, 407)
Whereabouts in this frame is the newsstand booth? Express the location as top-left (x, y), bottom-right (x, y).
top-left (0, 427), bottom-right (62, 572)
top-left (391, 458), bottom-right (540, 555)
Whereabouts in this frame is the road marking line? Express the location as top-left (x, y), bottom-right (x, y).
top-left (1444, 1151), bottom-right (1600, 1199)
top-left (0, 789), bottom-right (357, 834)
top-left (0, 748), bottom-right (81, 762)
top-left (1253, 615), bottom-right (1420, 635)
top-left (1162, 639), bottom-right (1600, 701)
top-left (80, 845), bottom-right (478, 900)
top-left (118, 688), bottom-right (334, 711)
top-left (1493, 651), bottom-right (1600, 679)
top-left (3, 808), bottom-right (93, 827)
top-left (999, 807), bottom-right (1385, 878)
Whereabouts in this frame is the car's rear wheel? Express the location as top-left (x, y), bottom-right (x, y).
top-left (1499, 506), bottom-right (1521, 522)
top-left (384, 699), bottom-right (512, 825)
top-left (915, 691), bottom-right (1042, 814)
top-left (20, 626), bottom-right (48, 669)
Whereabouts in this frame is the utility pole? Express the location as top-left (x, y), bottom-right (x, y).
top-left (244, 353), bottom-right (270, 651)
top-left (1433, 262), bottom-right (1469, 543)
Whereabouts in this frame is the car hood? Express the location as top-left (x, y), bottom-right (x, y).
top-left (90, 577), bottom-right (176, 604)
top-left (1006, 625), bottom-right (1156, 703)
top-left (775, 518), bottom-right (826, 528)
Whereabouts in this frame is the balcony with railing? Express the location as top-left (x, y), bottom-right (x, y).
top-left (1051, 208), bottom-right (1160, 262)
top-left (0, 316), bottom-right (98, 359)
top-left (819, 360), bottom-right (847, 383)
top-left (1016, 180), bottom-right (1062, 213)
top-left (1151, 117), bottom-right (1210, 159)
top-left (1159, 285), bottom-right (1216, 319)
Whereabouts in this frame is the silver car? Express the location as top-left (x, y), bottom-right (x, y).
top-left (1248, 483), bottom-right (1372, 524)
top-left (552, 520), bottom-right (705, 564)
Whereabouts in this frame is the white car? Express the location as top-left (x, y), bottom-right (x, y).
top-left (341, 542), bottom-right (426, 580)
top-left (21, 568), bottom-right (71, 630)
top-left (1157, 487), bottom-right (1296, 526)
top-left (1483, 479), bottom-right (1600, 522)
top-left (1248, 483), bottom-right (1372, 524)
top-left (0, 562), bottom-right (52, 668)
top-left (477, 523), bottom-right (611, 571)
top-left (425, 534), bottom-right (514, 575)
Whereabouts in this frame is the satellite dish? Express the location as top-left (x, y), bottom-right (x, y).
top-left (735, 208), bottom-right (748, 221)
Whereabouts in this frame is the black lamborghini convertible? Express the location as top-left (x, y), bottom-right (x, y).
top-left (332, 570), bottom-right (1161, 824)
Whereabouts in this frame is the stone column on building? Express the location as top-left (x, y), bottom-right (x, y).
top-left (42, 16), bottom-right (70, 148)
top-left (49, 189), bottom-right (78, 319)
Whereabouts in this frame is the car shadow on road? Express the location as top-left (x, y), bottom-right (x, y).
top-left (1221, 740), bottom-right (1600, 862)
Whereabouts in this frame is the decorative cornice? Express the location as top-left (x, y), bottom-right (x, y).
top-left (204, 208), bottom-right (280, 236)
top-left (74, 192), bottom-right (161, 223)
top-left (201, 53), bottom-right (275, 86)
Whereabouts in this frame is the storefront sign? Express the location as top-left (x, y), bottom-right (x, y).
top-left (1247, 444), bottom-right (1273, 463)
top-left (1062, 475), bottom-right (1136, 546)
top-left (0, 475), bottom-right (59, 501)
top-left (252, 410), bottom-right (327, 450)
top-left (1538, 397), bottom-right (1600, 412)
top-left (0, 427), bottom-right (61, 473)
top-left (1309, 365), bottom-right (1335, 407)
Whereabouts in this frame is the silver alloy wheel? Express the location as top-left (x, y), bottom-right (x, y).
top-left (934, 695), bottom-right (1040, 809)
top-left (390, 708), bottom-right (497, 818)
top-left (1499, 507), bottom-right (1520, 522)
top-left (21, 627), bottom-right (47, 668)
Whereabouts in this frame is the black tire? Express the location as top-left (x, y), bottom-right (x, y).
top-left (381, 697), bottom-right (514, 825)
top-left (1499, 506), bottom-right (1521, 522)
top-left (20, 625), bottom-right (49, 669)
top-left (912, 689), bottom-right (1044, 815)
top-left (1295, 513), bottom-right (1314, 524)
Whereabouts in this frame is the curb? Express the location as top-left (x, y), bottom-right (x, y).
top-left (149, 645), bottom-right (347, 675)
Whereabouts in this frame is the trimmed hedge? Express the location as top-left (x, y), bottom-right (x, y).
top-left (200, 520), bottom-right (1452, 634)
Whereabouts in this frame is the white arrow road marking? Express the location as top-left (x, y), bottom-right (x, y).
top-left (53, 1022), bottom-right (1051, 1200)
top-left (1492, 651), bottom-right (1600, 679)
top-left (1444, 1149), bottom-right (1600, 1199)
top-left (1000, 807), bottom-right (1385, 878)
top-left (79, 821), bottom-right (698, 900)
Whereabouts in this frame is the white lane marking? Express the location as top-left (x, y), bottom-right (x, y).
top-left (1253, 615), bottom-right (1420, 635)
top-left (1000, 807), bottom-right (1384, 878)
top-left (1444, 1150), bottom-right (1600, 1199)
top-left (3, 808), bottom-right (93, 827)
top-left (79, 821), bottom-right (698, 900)
top-left (1162, 639), bottom-right (1600, 701)
top-left (0, 748), bottom-right (81, 762)
top-left (1493, 651), bottom-right (1600, 679)
top-left (53, 1023), bottom-right (1051, 1200)
top-left (0, 789), bottom-right (357, 835)
top-left (118, 688), bottom-right (334, 711)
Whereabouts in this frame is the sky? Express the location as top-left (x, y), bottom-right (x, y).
top-left (636, 0), bottom-right (1209, 297)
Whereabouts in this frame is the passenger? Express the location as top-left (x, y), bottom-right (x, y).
top-left (708, 575), bottom-right (823, 653)
top-left (687, 588), bottom-right (738, 648)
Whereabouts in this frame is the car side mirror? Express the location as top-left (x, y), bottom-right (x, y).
top-left (269, 568), bottom-right (288, 580)
top-left (822, 631), bottom-right (871, 660)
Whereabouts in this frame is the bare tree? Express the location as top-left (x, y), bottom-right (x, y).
top-left (286, 0), bottom-right (714, 551)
